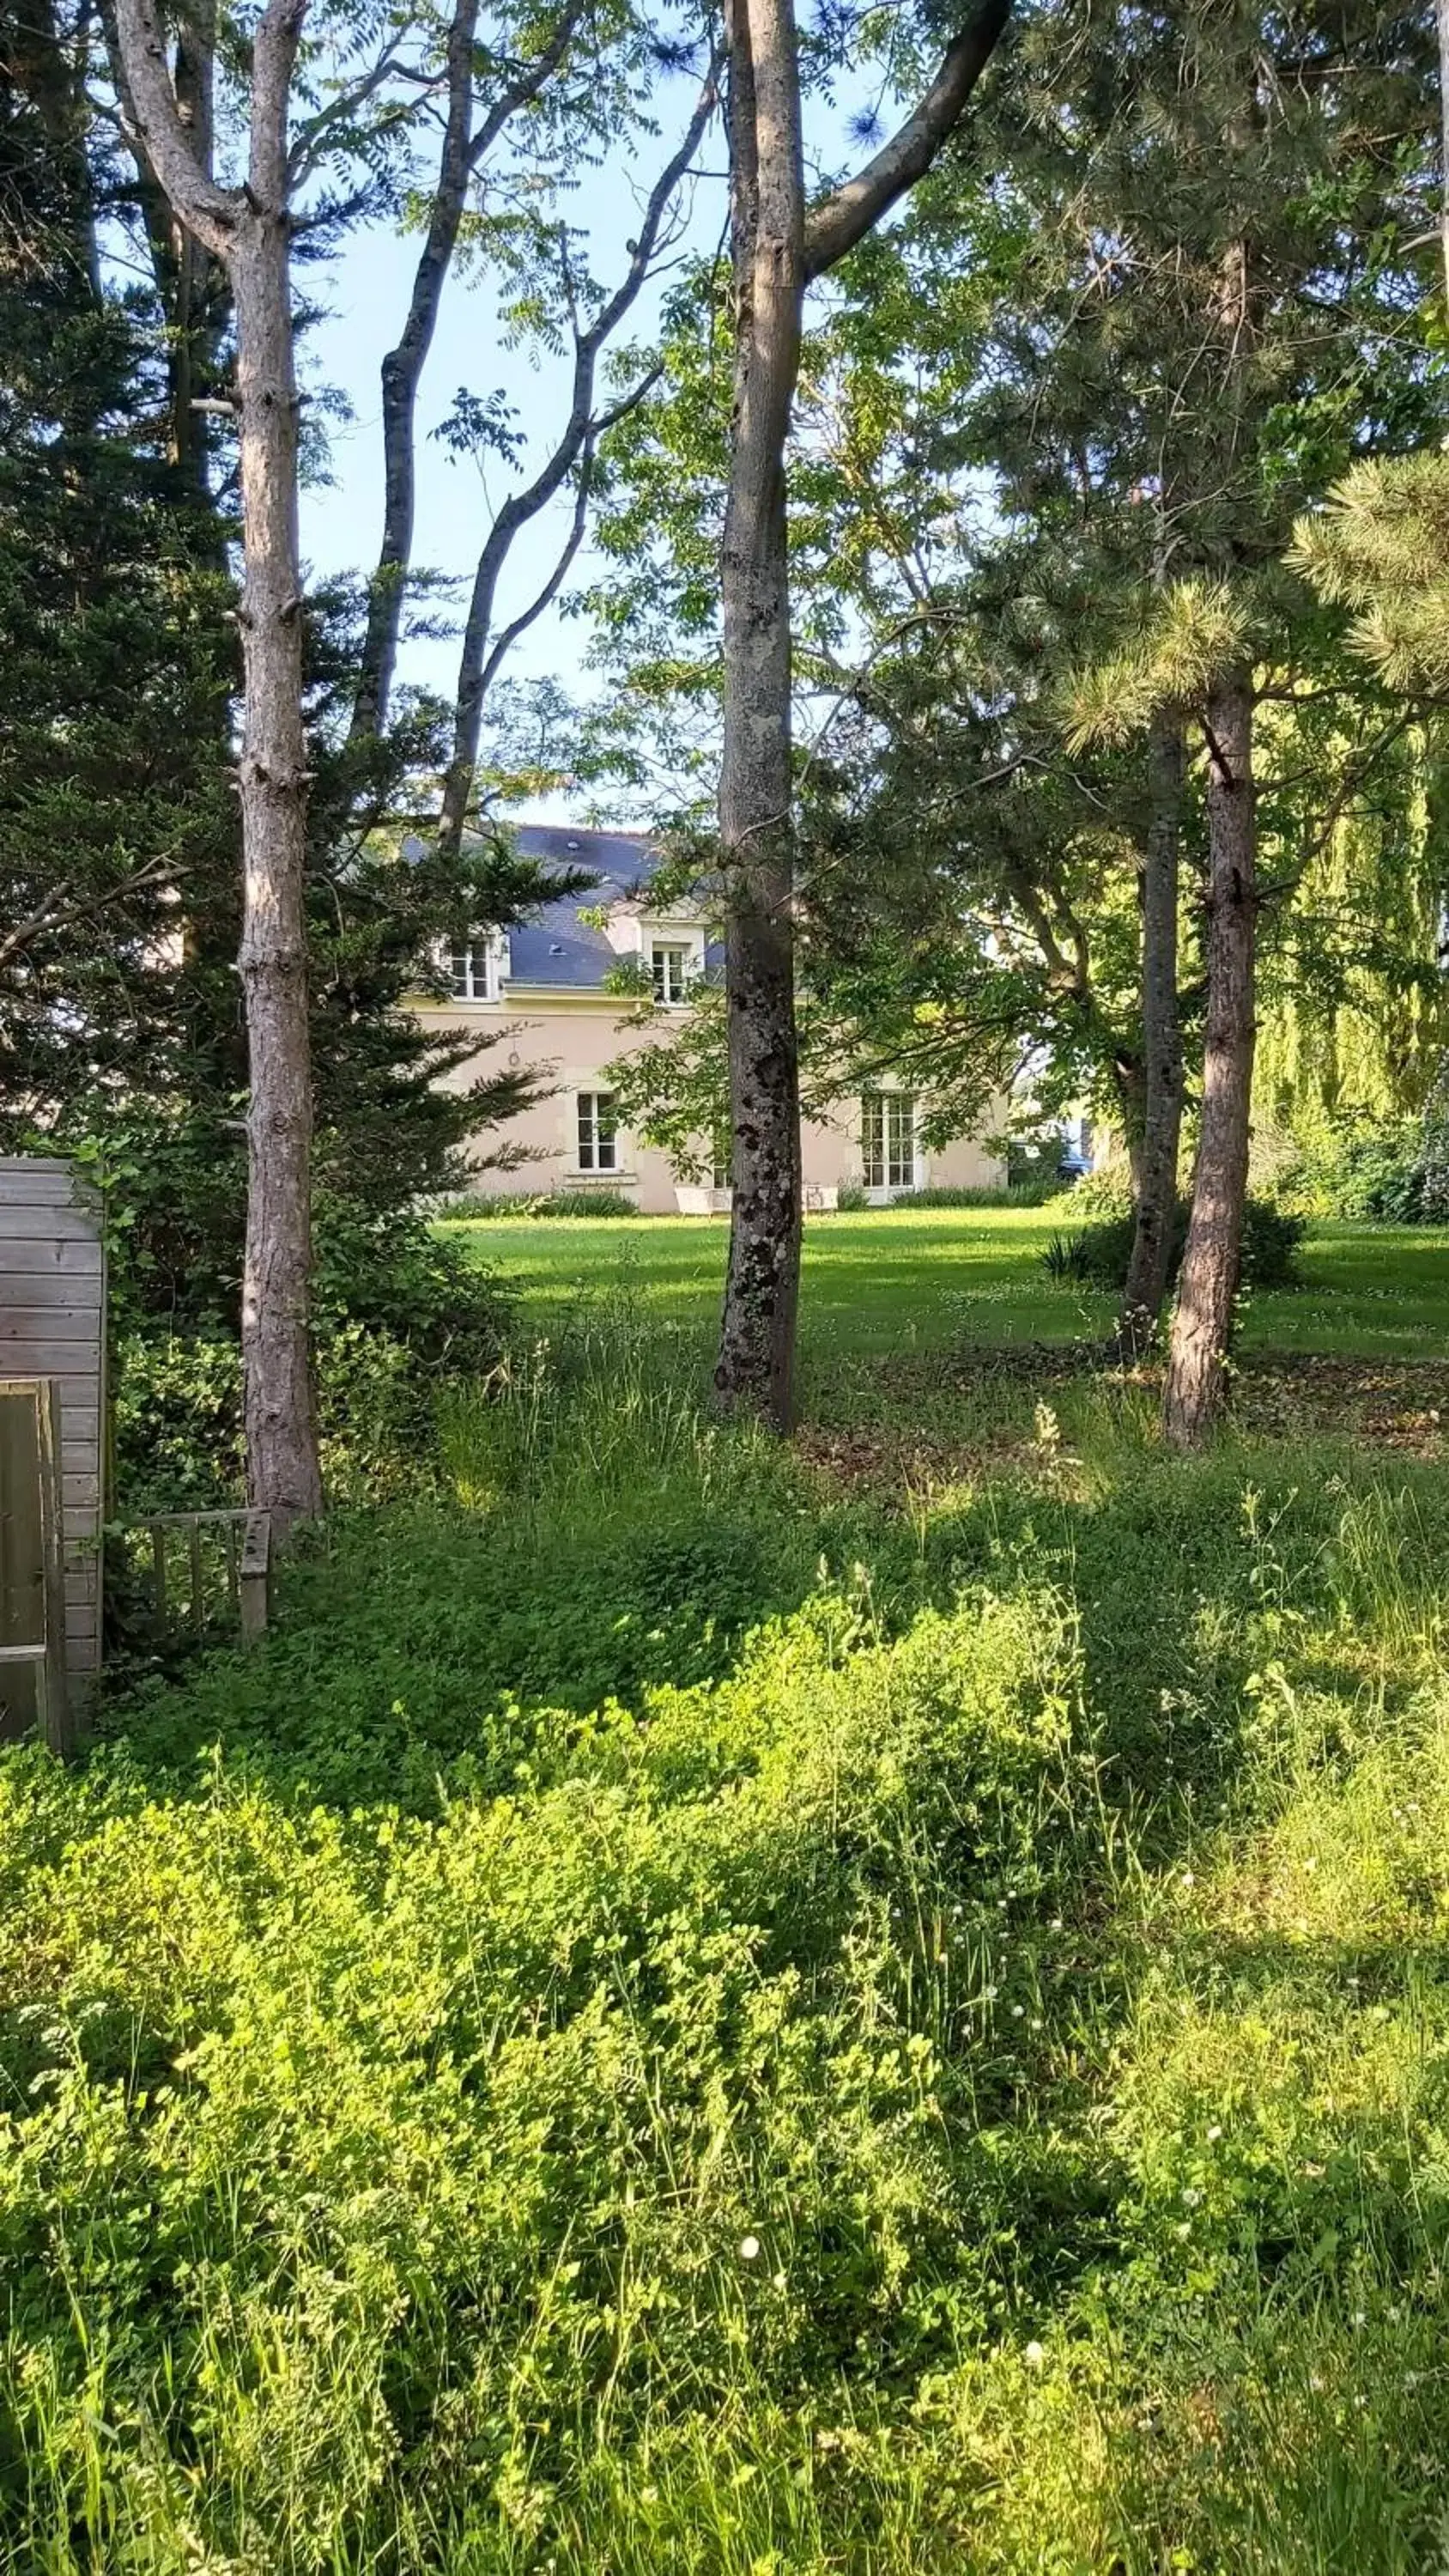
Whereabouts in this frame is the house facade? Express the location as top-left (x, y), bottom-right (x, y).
top-left (416, 825), bottom-right (1005, 1212)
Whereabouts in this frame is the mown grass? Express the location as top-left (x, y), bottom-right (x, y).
top-left (441, 1206), bottom-right (1449, 1360)
top-left (4, 1224), bottom-right (1449, 2570)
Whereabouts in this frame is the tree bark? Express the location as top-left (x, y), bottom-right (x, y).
top-left (166, 1), bottom-right (222, 502)
top-left (1110, 1054), bottom-right (1146, 1197)
top-left (1161, 673), bottom-right (1255, 1447)
top-left (713, 0), bottom-right (1010, 1425)
top-left (1119, 708), bottom-right (1185, 1353)
top-left (233, 207), bottom-right (322, 1522)
top-left (114, 0), bottom-right (324, 1522)
top-left (713, 0), bottom-right (804, 1425)
top-left (1437, 0), bottom-right (1449, 315)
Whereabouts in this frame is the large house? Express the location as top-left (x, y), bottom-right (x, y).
top-left (416, 825), bottom-right (1005, 1212)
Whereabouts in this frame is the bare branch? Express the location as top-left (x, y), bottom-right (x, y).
top-left (349, 0), bottom-right (594, 744)
top-left (438, 56), bottom-right (723, 848)
top-left (0, 855), bottom-right (180, 973)
top-left (476, 437), bottom-right (597, 702)
top-left (802, 0), bottom-right (1011, 282)
top-left (288, 36), bottom-right (408, 186)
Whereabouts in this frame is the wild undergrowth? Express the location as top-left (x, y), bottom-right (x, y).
top-left (5, 1308), bottom-right (1449, 2569)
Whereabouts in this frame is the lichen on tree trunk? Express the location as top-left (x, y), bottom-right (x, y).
top-left (713, 0), bottom-right (805, 1428)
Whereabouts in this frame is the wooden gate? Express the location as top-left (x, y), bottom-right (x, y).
top-left (0, 1377), bottom-right (70, 1750)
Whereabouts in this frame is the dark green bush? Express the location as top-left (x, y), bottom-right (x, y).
top-left (1042, 1196), bottom-right (1305, 1293)
top-left (1313, 1125), bottom-right (1432, 1223)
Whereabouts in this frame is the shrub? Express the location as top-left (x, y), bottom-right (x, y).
top-left (894, 1183), bottom-right (1070, 1210)
top-left (1041, 1196), bottom-right (1305, 1292)
top-left (0, 1571), bottom-right (1082, 2571)
top-left (1300, 1122), bottom-right (1432, 1224)
top-left (446, 1188), bottom-right (640, 1219)
top-left (112, 1203), bottom-right (512, 1518)
top-left (1280, 1106), bottom-right (1449, 1224)
top-left (1064, 1160), bottom-right (1136, 1219)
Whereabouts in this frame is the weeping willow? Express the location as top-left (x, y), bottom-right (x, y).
top-left (1253, 714), bottom-right (1449, 1140)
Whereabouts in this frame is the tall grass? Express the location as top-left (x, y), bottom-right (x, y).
top-left (437, 1283), bottom-right (724, 1519)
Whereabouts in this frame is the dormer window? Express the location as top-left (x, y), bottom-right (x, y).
top-left (447, 933), bottom-right (506, 1002)
top-left (652, 943), bottom-right (691, 1005)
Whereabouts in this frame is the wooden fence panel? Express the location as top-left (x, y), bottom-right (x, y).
top-left (0, 1159), bottom-right (105, 1705)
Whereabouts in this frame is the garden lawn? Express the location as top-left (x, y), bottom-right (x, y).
top-left (442, 1206), bottom-right (1449, 1361)
top-left (4, 1218), bottom-right (1449, 2572)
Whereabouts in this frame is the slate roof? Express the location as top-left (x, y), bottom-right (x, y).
top-left (504, 824), bottom-right (660, 989)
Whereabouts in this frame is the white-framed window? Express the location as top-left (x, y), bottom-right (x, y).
top-left (446, 933), bottom-right (504, 1002)
top-left (862, 1091), bottom-right (917, 1191)
top-left (577, 1091), bottom-right (618, 1173)
top-left (652, 943), bottom-right (691, 1005)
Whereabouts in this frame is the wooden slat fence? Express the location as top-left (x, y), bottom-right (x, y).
top-left (111, 1510), bottom-right (272, 1645)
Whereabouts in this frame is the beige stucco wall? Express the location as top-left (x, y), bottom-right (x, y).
top-left (421, 993), bottom-right (1005, 1212)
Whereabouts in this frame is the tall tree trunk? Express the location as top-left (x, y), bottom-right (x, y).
top-left (100, 0), bottom-right (229, 514)
top-left (1119, 708), bottom-right (1185, 1353)
top-left (1109, 1054), bottom-right (1146, 1198)
top-left (709, 0), bottom-right (1009, 1423)
top-left (1161, 672), bottom-right (1255, 1448)
top-left (112, 3), bottom-right (326, 1527)
top-left (713, 0), bottom-right (805, 1425)
top-left (1437, 0), bottom-right (1449, 314)
top-left (232, 71), bottom-right (322, 1523)
top-left (117, 0), bottom-right (323, 1521)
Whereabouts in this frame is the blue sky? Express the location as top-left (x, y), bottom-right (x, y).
top-left (299, 83), bottom-right (727, 743)
top-left (297, 59), bottom-right (877, 817)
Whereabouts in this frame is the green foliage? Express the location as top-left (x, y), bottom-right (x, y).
top-left (1063, 579), bottom-right (1257, 750)
top-left (11, 1266), bottom-right (1449, 2566)
top-left (446, 1189), bottom-right (641, 1220)
top-left (1064, 1161), bottom-right (1137, 1218)
top-left (1044, 1197), bottom-right (1306, 1292)
top-left (1288, 1115), bottom-right (1449, 1225)
top-left (1291, 454), bottom-right (1449, 692)
top-left (112, 1206), bottom-right (513, 1516)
